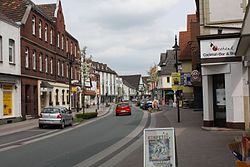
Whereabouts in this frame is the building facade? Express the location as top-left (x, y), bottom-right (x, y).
top-left (197, 0), bottom-right (248, 129)
top-left (0, 13), bottom-right (21, 123)
top-left (0, 0), bottom-right (80, 119)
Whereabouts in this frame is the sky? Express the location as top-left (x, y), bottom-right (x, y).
top-left (32, 0), bottom-right (196, 76)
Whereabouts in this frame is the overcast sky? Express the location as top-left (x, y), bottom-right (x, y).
top-left (33, 0), bottom-right (196, 76)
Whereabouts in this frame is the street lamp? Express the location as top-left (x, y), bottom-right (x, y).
top-left (68, 53), bottom-right (74, 112)
top-left (172, 35), bottom-right (181, 123)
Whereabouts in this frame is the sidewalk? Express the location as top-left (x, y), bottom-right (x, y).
top-left (0, 104), bottom-right (111, 136)
top-left (115, 105), bottom-right (245, 167)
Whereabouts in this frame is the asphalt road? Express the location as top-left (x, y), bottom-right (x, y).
top-left (0, 106), bottom-right (147, 167)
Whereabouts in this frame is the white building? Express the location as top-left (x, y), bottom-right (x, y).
top-left (0, 13), bottom-right (21, 123)
top-left (197, 0), bottom-right (248, 129)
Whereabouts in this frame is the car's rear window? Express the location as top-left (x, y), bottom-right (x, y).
top-left (42, 108), bottom-right (60, 113)
top-left (117, 103), bottom-right (129, 107)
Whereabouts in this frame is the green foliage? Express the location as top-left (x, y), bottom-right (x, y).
top-left (75, 112), bottom-right (98, 120)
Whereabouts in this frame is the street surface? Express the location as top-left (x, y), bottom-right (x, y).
top-left (0, 105), bottom-right (148, 167)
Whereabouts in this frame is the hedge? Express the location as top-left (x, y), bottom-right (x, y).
top-left (75, 112), bottom-right (98, 119)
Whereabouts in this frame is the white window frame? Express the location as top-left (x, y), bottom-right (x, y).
top-left (45, 56), bottom-right (48, 73)
top-left (32, 50), bottom-right (36, 70)
top-left (66, 39), bottom-right (68, 52)
top-left (39, 53), bottom-right (42, 72)
top-left (50, 58), bottom-right (53, 74)
top-left (50, 29), bottom-right (53, 45)
top-left (9, 39), bottom-right (15, 64)
top-left (44, 24), bottom-right (48, 42)
top-left (62, 35), bottom-right (64, 50)
top-left (66, 64), bottom-right (69, 78)
top-left (25, 48), bottom-right (29, 68)
top-left (32, 16), bottom-right (36, 35)
top-left (61, 62), bottom-right (64, 77)
top-left (39, 20), bottom-right (42, 39)
top-left (57, 61), bottom-right (60, 76)
top-left (57, 33), bottom-right (60, 48)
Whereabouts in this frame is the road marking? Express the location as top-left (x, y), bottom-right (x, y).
top-left (73, 109), bottom-right (149, 167)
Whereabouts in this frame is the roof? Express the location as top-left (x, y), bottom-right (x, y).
top-left (158, 50), bottom-right (176, 75)
top-left (0, 12), bottom-right (19, 26)
top-left (120, 75), bottom-right (141, 90)
top-left (0, 0), bottom-right (55, 23)
top-left (142, 76), bottom-right (149, 84)
top-left (92, 61), bottom-right (117, 75)
top-left (37, 4), bottom-right (56, 19)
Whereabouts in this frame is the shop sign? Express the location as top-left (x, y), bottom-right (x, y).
top-left (144, 128), bottom-right (176, 167)
top-left (191, 70), bottom-right (201, 82)
top-left (200, 37), bottom-right (239, 59)
top-left (71, 86), bottom-right (77, 93)
top-left (171, 72), bottom-right (183, 91)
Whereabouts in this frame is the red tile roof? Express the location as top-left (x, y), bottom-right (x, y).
top-left (37, 4), bottom-right (56, 19)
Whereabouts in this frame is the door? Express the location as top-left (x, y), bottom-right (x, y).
top-left (213, 74), bottom-right (226, 127)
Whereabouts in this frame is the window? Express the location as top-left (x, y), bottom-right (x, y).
top-left (67, 90), bottom-right (69, 104)
top-left (32, 16), bottom-right (36, 35)
top-left (57, 61), bottom-right (60, 76)
top-left (66, 39), bottom-right (68, 52)
top-left (74, 45), bottom-right (77, 57)
top-left (66, 64), bottom-right (69, 78)
top-left (70, 42), bottom-right (73, 55)
top-left (25, 48), bottom-right (29, 68)
top-left (39, 20), bottom-right (42, 39)
top-left (0, 36), bottom-right (2, 62)
top-left (61, 62), bottom-right (64, 77)
top-left (57, 33), bottom-right (60, 48)
top-left (39, 53), bottom-right (42, 72)
top-left (44, 24), bottom-right (48, 42)
top-left (45, 56), bottom-right (48, 73)
top-left (50, 58), bottom-right (53, 74)
top-left (167, 77), bottom-right (170, 83)
top-left (62, 35), bottom-right (64, 50)
top-left (9, 39), bottom-right (15, 64)
top-left (56, 89), bottom-right (59, 105)
top-left (32, 50), bottom-right (36, 70)
top-left (50, 28), bottom-right (53, 45)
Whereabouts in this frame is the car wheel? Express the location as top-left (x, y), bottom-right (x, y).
top-left (39, 124), bottom-right (43, 129)
top-left (60, 121), bottom-right (65, 129)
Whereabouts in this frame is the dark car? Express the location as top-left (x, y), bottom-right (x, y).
top-left (141, 100), bottom-right (152, 110)
top-left (115, 102), bottom-right (131, 116)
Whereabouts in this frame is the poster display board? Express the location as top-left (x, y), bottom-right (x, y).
top-left (144, 128), bottom-right (176, 167)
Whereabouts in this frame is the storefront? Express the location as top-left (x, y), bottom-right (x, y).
top-left (0, 75), bottom-right (21, 123)
top-left (200, 33), bottom-right (246, 129)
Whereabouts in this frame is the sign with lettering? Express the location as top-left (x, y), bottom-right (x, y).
top-left (200, 37), bottom-right (239, 59)
top-left (144, 128), bottom-right (176, 167)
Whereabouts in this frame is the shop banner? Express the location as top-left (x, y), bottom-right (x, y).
top-left (3, 90), bottom-right (12, 116)
top-left (171, 72), bottom-right (183, 91)
top-left (144, 128), bottom-right (176, 167)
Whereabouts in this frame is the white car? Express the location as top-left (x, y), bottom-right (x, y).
top-left (39, 106), bottom-right (73, 129)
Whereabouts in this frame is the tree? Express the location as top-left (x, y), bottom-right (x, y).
top-left (148, 64), bottom-right (158, 99)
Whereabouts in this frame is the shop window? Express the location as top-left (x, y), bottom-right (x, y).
top-left (3, 85), bottom-right (13, 116)
top-left (9, 39), bottom-right (15, 64)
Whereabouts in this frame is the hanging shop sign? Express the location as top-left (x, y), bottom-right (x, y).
top-left (191, 70), bottom-right (201, 83)
top-left (200, 37), bottom-right (239, 59)
top-left (144, 128), bottom-right (177, 167)
top-left (171, 72), bottom-right (183, 91)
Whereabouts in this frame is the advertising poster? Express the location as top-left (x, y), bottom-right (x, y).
top-left (144, 128), bottom-right (176, 167)
top-left (216, 89), bottom-right (226, 106)
top-left (3, 86), bottom-right (13, 116)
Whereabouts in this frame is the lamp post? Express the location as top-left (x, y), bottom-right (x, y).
top-left (68, 53), bottom-right (74, 112)
top-left (172, 35), bottom-right (181, 123)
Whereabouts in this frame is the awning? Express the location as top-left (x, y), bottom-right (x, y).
top-left (83, 90), bottom-right (96, 96)
top-left (40, 81), bottom-right (53, 89)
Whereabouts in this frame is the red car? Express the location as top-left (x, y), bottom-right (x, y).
top-left (115, 102), bottom-right (131, 116)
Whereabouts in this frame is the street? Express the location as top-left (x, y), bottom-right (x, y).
top-left (0, 106), bottom-right (149, 167)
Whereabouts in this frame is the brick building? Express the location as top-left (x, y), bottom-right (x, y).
top-left (0, 0), bottom-right (80, 119)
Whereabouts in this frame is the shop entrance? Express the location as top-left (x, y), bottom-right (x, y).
top-left (213, 74), bottom-right (226, 127)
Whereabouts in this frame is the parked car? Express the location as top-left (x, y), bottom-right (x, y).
top-left (39, 106), bottom-right (73, 129)
top-left (140, 99), bottom-right (147, 109)
top-left (115, 102), bottom-right (131, 116)
top-left (141, 100), bottom-right (152, 110)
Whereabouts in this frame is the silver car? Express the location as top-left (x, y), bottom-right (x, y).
top-left (39, 106), bottom-right (73, 129)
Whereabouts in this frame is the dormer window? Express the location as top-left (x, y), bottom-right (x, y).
top-left (32, 16), bottom-right (36, 35)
